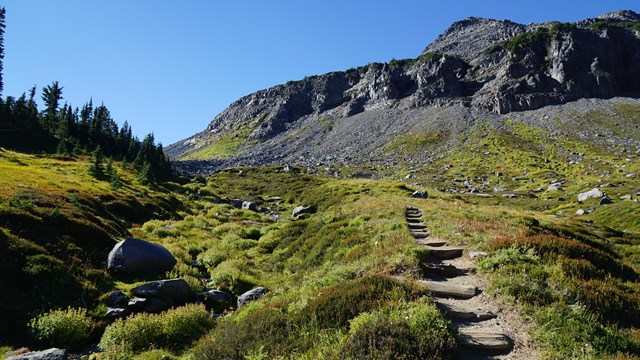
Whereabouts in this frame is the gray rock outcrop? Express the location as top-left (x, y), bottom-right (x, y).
top-left (6, 348), bottom-right (67, 360)
top-left (577, 188), bottom-right (604, 202)
top-left (107, 237), bottom-right (177, 275)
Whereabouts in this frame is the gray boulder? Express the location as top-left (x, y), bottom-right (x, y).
top-left (6, 348), bottom-right (67, 360)
top-left (577, 188), bottom-right (604, 202)
top-left (292, 206), bottom-right (315, 218)
top-left (199, 289), bottom-right (235, 313)
top-left (237, 287), bottom-right (269, 308)
top-left (107, 237), bottom-right (176, 275)
top-left (410, 190), bottom-right (428, 199)
top-left (131, 278), bottom-right (191, 305)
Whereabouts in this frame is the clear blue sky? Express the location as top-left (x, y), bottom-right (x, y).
top-left (3, 1), bottom-right (639, 145)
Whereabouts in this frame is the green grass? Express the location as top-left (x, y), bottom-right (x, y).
top-left (180, 127), bottom-right (254, 160)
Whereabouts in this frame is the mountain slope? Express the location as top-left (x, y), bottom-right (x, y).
top-left (167, 10), bottom-right (640, 173)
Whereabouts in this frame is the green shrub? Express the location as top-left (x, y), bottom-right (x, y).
top-left (29, 307), bottom-right (96, 349)
top-left (99, 304), bottom-right (214, 353)
top-left (301, 275), bottom-right (424, 329)
top-left (477, 244), bottom-right (539, 272)
top-left (342, 303), bottom-right (456, 359)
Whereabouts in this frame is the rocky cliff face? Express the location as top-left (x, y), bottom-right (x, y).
top-left (167, 11), bottom-right (640, 173)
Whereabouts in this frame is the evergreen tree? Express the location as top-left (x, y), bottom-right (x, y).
top-left (87, 145), bottom-right (105, 179)
top-left (106, 158), bottom-right (121, 189)
top-left (41, 81), bottom-right (63, 131)
top-left (0, 7), bottom-right (6, 96)
top-left (56, 139), bottom-right (68, 155)
top-left (137, 161), bottom-right (155, 185)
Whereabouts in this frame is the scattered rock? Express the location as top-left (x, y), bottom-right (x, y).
top-left (5, 348), bottom-right (67, 360)
top-left (547, 184), bottom-right (562, 191)
top-left (492, 187), bottom-right (508, 192)
top-left (599, 196), bottom-right (613, 206)
top-left (107, 237), bottom-right (177, 275)
top-left (410, 190), bottom-right (429, 198)
top-left (292, 205), bottom-right (316, 218)
top-left (237, 287), bottom-right (269, 308)
top-left (127, 298), bottom-right (149, 312)
top-left (106, 290), bottom-right (128, 307)
top-left (476, 193), bottom-right (494, 198)
top-left (469, 251), bottom-right (488, 259)
top-left (242, 201), bottom-right (258, 211)
top-left (131, 278), bottom-right (191, 306)
top-left (501, 193), bottom-right (517, 198)
top-left (230, 199), bottom-right (244, 208)
top-left (626, 173), bottom-right (636, 178)
top-left (620, 194), bottom-right (633, 200)
top-left (199, 289), bottom-right (235, 313)
top-left (576, 209), bottom-right (586, 215)
top-left (105, 307), bottom-right (128, 320)
top-left (577, 188), bottom-right (604, 202)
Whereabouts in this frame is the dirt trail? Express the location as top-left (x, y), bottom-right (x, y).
top-left (404, 206), bottom-right (541, 360)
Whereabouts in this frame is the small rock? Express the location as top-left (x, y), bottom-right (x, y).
top-left (199, 289), bottom-right (235, 313)
top-left (105, 307), bottom-right (128, 320)
top-left (476, 193), bottom-right (494, 198)
top-left (127, 298), bottom-right (148, 312)
top-left (620, 194), bottom-right (633, 200)
top-left (493, 187), bottom-right (508, 192)
top-left (242, 201), bottom-right (257, 211)
top-left (237, 287), bottom-right (269, 308)
top-left (410, 190), bottom-right (428, 199)
top-left (547, 184), bottom-right (562, 191)
top-left (469, 251), bottom-right (488, 259)
top-left (626, 173), bottom-right (636, 178)
top-left (502, 194), bottom-right (517, 198)
top-left (577, 188), bottom-right (604, 202)
top-left (576, 209), bottom-right (586, 215)
top-left (106, 290), bottom-right (128, 307)
top-left (292, 205), bottom-right (316, 218)
top-left (600, 196), bottom-right (613, 206)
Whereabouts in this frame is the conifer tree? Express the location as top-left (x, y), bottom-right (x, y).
top-left (88, 145), bottom-right (105, 179)
top-left (0, 7), bottom-right (6, 96)
top-left (138, 161), bottom-right (155, 185)
top-left (41, 81), bottom-right (63, 131)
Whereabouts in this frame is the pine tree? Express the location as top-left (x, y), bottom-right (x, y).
top-left (56, 139), bottom-right (68, 155)
top-left (0, 7), bottom-right (6, 96)
top-left (88, 145), bottom-right (105, 179)
top-left (106, 158), bottom-right (121, 189)
top-left (138, 161), bottom-right (155, 185)
top-left (41, 81), bottom-right (63, 131)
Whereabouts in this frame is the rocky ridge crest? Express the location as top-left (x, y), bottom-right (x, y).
top-left (167, 11), bottom-right (640, 173)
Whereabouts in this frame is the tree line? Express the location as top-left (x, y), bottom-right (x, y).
top-left (0, 82), bottom-right (173, 183)
top-left (0, 7), bottom-right (172, 183)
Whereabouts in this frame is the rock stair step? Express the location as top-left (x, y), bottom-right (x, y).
top-left (435, 302), bottom-right (497, 321)
top-left (406, 217), bottom-right (423, 223)
top-left (410, 231), bottom-right (430, 239)
top-left (416, 239), bottom-right (447, 247)
top-left (418, 280), bottom-right (477, 298)
top-left (457, 330), bottom-right (511, 351)
top-left (407, 223), bottom-right (427, 230)
top-left (422, 263), bottom-right (470, 277)
top-left (405, 211), bottom-right (422, 216)
top-left (425, 246), bottom-right (464, 259)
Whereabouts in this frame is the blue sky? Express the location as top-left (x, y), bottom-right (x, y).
top-left (2, 1), bottom-right (639, 145)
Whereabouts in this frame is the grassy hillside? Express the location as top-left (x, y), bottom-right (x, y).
top-left (1, 142), bottom-right (639, 358)
top-left (0, 148), bottom-right (184, 345)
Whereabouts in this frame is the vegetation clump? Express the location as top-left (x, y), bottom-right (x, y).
top-left (29, 307), bottom-right (96, 349)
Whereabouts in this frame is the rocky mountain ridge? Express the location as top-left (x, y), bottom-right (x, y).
top-left (167, 10), bottom-right (640, 174)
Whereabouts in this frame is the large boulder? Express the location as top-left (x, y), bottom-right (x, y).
top-left (107, 237), bottom-right (177, 275)
top-left (577, 188), bottom-right (604, 202)
top-left (131, 278), bottom-right (191, 306)
top-left (237, 287), bottom-right (269, 308)
top-left (6, 348), bottom-right (67, 360)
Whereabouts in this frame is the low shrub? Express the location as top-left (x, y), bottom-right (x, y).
top-left (342, 303), bottom-right (456, 360)
top-left (99, 304), bottom-right (214, 353)
top-left (301, 275), bottom-right (424, 329)
top-left (29, 307), bottom-right (96, 349)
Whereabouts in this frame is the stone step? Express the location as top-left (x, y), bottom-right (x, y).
top-left (410, 231), bottom-right (430, 239)
top-left (406, 217), bottom-right (423, 223)
top-left (407, 223), bottom-right (427, 230)
top-left (436, 302), bottom-right (497, 321)
top-left (457, 331), bottom-right (511, 351)
top-left (418, 280), bottom-right (477, 299)
top-left (422, 263), bottom-right (470, 277)
top-left (424, 246), bottom-right (464, 259)
top-left (416, 239), bottom-right (447, 247)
